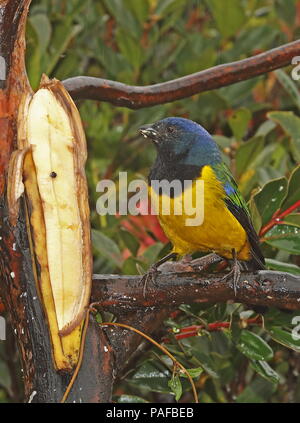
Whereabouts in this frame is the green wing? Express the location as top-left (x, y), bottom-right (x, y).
top-left (213, 162), bottom-right (265, 269)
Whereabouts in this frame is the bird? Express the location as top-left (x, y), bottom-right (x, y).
top-left (139, 117), bottom-right (265, 295)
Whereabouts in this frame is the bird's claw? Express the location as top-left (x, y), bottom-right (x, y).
top-left (140, 265), bottom-right (160, 298)
top-left (220, 261), bottom-right (241, 296)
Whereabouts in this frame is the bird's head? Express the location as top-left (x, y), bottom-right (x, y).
top-left (139, 117), bottom-right (221, 166)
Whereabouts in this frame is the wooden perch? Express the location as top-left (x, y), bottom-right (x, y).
top-left (92, 269), bottom-right (300, 379)
top-left (92, 270), bottom-right (300, 312)
top-left (63, 40), bottom-right (300, 109)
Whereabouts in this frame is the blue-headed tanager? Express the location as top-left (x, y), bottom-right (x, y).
top-left (139, 117), bottom-right (265, 294)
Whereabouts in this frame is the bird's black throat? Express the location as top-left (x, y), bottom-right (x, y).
top-left (148, 155), bottom-right (202, 198)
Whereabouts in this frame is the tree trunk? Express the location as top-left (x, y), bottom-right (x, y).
top-left (0, 0), bottom-right (113, 403)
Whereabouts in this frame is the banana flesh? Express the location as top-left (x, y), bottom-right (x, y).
top-left (13, 75), bottom-right (92, 370)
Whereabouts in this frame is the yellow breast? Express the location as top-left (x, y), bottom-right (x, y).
top-left (149, 165), bottom-right (251, 261)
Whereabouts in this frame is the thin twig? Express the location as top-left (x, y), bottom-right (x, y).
top-left (60, 312), bottom-right (90, 403)
top-left (99, 321), bottom-right (199, 403)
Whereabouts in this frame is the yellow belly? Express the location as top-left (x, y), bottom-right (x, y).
top-left (149, 165), bottom-right (251, 261)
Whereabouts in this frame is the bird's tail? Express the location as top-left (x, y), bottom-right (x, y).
top-left (241, 257), bottom-right (265, 272)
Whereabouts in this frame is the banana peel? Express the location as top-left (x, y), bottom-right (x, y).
top-left (10, 75), bottom-right (92, 370)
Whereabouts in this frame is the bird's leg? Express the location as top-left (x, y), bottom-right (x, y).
top-left (220, 249), bottom-right (241, 296)
top-left (140, 252), bottom-right (178, 297)
top-left (190, 253), bottom-right (225, 271)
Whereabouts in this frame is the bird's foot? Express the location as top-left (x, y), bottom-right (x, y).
top-left (140, 265), bottom-right (160, 298)
top-left (220, 250), bottom-right (241, 296)
top-left (139, 252), bottom-right (178, 297)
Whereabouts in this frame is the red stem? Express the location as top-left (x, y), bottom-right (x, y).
top-left (259, 200), bottom-right (300, 237)
top-left (278, 200), bottom-right (300, 220)
top-left (164, 317), bottom-right (262, 341)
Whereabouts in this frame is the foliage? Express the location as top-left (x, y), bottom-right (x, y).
top-left (1, 0), bottom-right (300, 403)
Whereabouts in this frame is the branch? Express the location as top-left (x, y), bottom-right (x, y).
top-left (63, 40), bottom-right (300, 109)
top-left (92, 269), bottom-right (300, 380)
top-left (92, 270), bottom-right (300, 312)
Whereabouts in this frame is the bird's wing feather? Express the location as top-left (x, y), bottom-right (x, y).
top-left (213, 162), bottom-right (265, 269)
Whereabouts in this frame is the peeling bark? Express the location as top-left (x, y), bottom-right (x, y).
top-left (0, 0), bottom-right (110, 403)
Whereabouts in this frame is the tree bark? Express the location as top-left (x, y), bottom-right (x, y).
top-left (92, 270), bottom-right (300, 313)
top-left (91, 270), bottom-right (300, 379)
top-left (0, 0), bottom-right (112, 403)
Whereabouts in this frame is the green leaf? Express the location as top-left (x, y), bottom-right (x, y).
top-left (205, 0), bottom-right (247, 38)
top-left (142, 243), bottom-right (164, 265)
top-left (129, 361), bottom-right (171, 394)
top-left (116, 29), bottom-right (144, 71)
top-left (119, 229), bottom-right (139, 256)
top-left (267, 111), bottom-right (300, 162)
top-left (103, 0), bottom-right (141, 38)
top-left (275, 70), bottom-right (300, 112)
top-left (263, 224), bottom-right (300, 254)
top-left (237, 330), bottom-right (274, 361)
top-left (46, 23), bottom-right (82, 75)
top-left (255, 120), bottom-right (276, 137)
top-left (265, 258), bottom-right (300, 275)
top-left (210, 330), bottom-right (231, 358)
top-left (213, 135), bottom-right (232, 149)
top-left (156, 0), bottom-right (186, 16)
top-left (126, 0), bottom-right (150, 23)
top-left (181, 337), bottom-right (219, 378)
top-left (236, 136), bottom-right (264, 177)
top-left (284, 213), bottom-right (300, 227)
top-left (117, 395), bottom-right (149, 403)
top-left (95, 313), bottom-right (103, 324)
top-left (54, 52), bottom-right (79, 81)
top-left (236, 376), bottom-right (276, 403)
top-left (0, 361), bottom-right (11, 393)
top-left (180, 367), bottom-right (203, 379)
top-left (281, 165), bottom-right (300, 211)
top-left (122, 257), bottom-right (145, 274)
top-left (228, 108), bottom-right (251, 140)
top-left (253, 177), bottom-right (288, 226)
top-left (250, 360), bottom-right (280, 384)
top-left (168, 375), bottom-right (182, 401)
top-left (275, 0), bottom-right (296, 25)
top-left (26, 21), bottom-right (42, 90)
top-left (29, 12), bottom-right (52, 53)
top-left (248, 196), bottom-right (263, 233)
top-left (175, 32), bottom-right (217, 75)
top-left (264, 308), bottom-right (300, 328)
top-left (92, 229), bottom-right (123, 267)
top-left (159, 39), bottom-right (187, 73)
top-left (268, 327), bottom-right (300, 352)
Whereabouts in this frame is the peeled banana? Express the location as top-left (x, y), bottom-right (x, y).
top-left (11, 75), bottom-right (92, 370)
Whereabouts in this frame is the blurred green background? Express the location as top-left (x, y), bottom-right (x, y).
top-left (1, 0), bottom-right (300, 403)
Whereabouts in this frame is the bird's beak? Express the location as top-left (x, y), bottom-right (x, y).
top-left (139, 125), bottom-right (159, 143)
